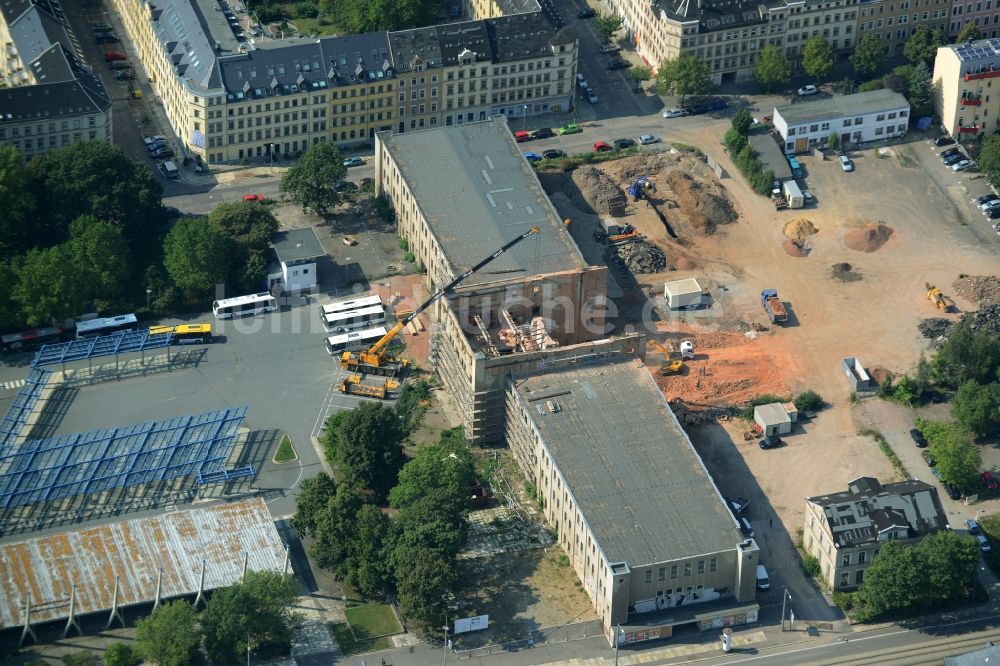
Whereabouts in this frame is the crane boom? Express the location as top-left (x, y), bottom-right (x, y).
top-left (342, 226), bottom-right (540, 372)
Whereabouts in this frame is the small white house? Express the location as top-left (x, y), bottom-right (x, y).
top-left (773, 90), bottom-right (910, 154)
top-left (754, 402), bottom-right (793, 436)
top-left (663, 278), bottom-right (703, 309)
top-left (268, 228), bottom-right (325, 292)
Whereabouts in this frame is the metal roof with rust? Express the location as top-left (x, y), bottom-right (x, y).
top-left (0, 498), bottom-right (286, 629)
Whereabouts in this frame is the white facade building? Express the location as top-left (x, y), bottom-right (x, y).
top-left (269, 228), bottom-right (324, 292)
top-left (773, 89), bottom-right (910, 153)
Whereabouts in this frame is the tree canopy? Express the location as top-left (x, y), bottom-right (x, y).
top-left (904, 26), bottom-right (947, 65)
top-left (389, 433), bottom-right (476, 515)
top-left (802, 36), bottom-right (833, 82)
top-left (163, 217), bottom-right (233, 295)
top-left (290, 471), bottom-right (338, 538)
top-left (594, 13), bottom-right (624, 43)
top-left (208, 201), bottom-right (279, 291)
top-left (322, 402), bottom-right (405, 501)
top-left (135, 600), bottom-right (200, 666)
top-left (957, 22), bottom-right (982, 43)
top-left (952, 380), bottom-right (1000, 437)
top-left (851, 34), bottom-right (885, 79)
top-left (279, 142), bottom-right (347, 215)
top-left (656, 54), bottom-right (710, 105)
top-left (754, 45), bottom-right (791, 92)
top-left (932, 320), bottom-right (1000, 388)
top-left (324, 0), bottom-right (439, 33)
top-left (979, 133), bottom-right (1000, 185)
top-left (919, 419), bottom-right (982, 491)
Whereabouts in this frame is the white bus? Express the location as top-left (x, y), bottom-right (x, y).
top-left (325, 326), bottom-right (387, 355)
top-left (212, 292), bottom-right (278, 319)
top-left (75, 313), bottom-right (139, 339)
top-left (318, 294), bottom-right (382, 318)
top-left (321, 305), bottom-right (386, 333)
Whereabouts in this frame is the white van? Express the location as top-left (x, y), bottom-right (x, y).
top-left (162, 160), bottom-right (179, 179)
top-left (756, 564), bottom-right (771, 590)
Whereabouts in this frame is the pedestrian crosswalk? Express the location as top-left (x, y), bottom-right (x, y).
top-left (0, 379), bottom-right (25, 392)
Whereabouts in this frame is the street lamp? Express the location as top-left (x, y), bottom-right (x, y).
top-left (269, 143), bottom-right (274, 168)
top-left (781, 588), bottom-right (792, 631)
top-left (442, 619), bottom-right (449, 666)
top-left (146, 288), bottom-right (152, 309)
top-left (613, 624), bottom-right (624, 665)
top-left (523, 104), bottom-right (529, 130)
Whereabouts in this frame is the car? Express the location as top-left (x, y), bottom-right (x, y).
top-left (523, 152), bottom-right (542, 162)
top-left (941, 147), bottom-right (963, 158)
top-left (575, 72), bottom-right (586, 82)
top-left (977, 193), bottom-right (1000, 206)
top-left (613, 138), bottom-right (636, 150)
top-left (934, 136), bottom-right (956, 146)
top-left (143, 135), bottom-right (166, 145)
top-left (593, 141), bottom-right (613, 152)
top-left (797, 84), bottom-right (818, 96)
top-left (599, 43), bottom-right (621, 54)
top-left (638, 134), bottom-right (660, 145)
top-left (343, 156), bottom-right (364, 167)
top-left (662, 108), bottom-right (687, 118)
top-left (577, 7), bottom-right (596, 18)
top-left (242, 194), bottom-right (264, 202)
top-left (513, 130), bottom-right (531, 143)
top-left (943, 153), bottom-right (966, 165)
top-left (977, 534), bottom-right (992, 552)
top-left (608, 58), bottom-right (630, 70)
top-left (335, 181), bottom-right (358, 192)
top-left (909, 428), bottom-right (927, 448)
top-left (987, 208), bottom-right (1000, 220)
top-left (922, 450), bottom-right (937, 467)
top-left (104, 51), bottom-right (126, 62)
top-left (97, 34), bottom-right (119, 43)
top-left (559, 123), bottom-right (582, 135)
top-left (802, 190), bottom-right (816, 205)
top-left (981, 199), bottom-right (1000, 211)
top-left (943, 483), bottom-right (962, 500)
top-left (92, 21), bottom-right (109, 29)
top-left (150, 148), bottom-right (173, 158)
top-left (759, 435), bottom-right (783, 449)
top-left (531, 127), bottom-right (554, 139)
top-left (983, 471), bottom-right (999, 490)
top-left (839, 154), bottom-right (854, 172)
top-left (587, 91), bottom-right (599, 104)
top-left (359, 177), bottom-right (375, 188)
top-left (952, 159), bottom-right (974, 171)
top-left (967, 518), bottom-right (981, 533)
top-left (542, 149), bottom-right (565, 159)
top-left (577, 78), bottom-right (589, 90)
top-left (146, 141), bottom-right (166, 152)
top-left (114, 70), bottom-right (133, 80)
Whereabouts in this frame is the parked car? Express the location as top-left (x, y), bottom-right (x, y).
top-left (952, 159), bottom-right (974, 171)
top-left (943, 153), bottom-right (966, 165)
top-left (577, 78), bottom-right (589, 90)
top-left (797, 84), bottom-right (818, 96)
top-left (531, 127), bottom-right (554, 139)
top-left (242, 194), bottom-right (264, 202)
top-left (523, 152), bottom-right (542, 162)
top-left (513, 130), bottom-right (531, 143)
top-left (558, 123), bottom-right (582, 135)
top-left (934, 136), bottom-right (956, 146)
top-left (599, 43), bottom-right (621, 54)
top-left (577, 7), bottom-right (596, 17)
top-left (608, 58), bottom-right (630, 70)
top-left (335, 181), bottom-right (358, 192)
top-left (759, 435), bottom-right (783, 449)
top-left (943, 483), bottom-right (962, 500)
top-left (104, 51), bottom-right (126, 62)
top-left (359, 177), bottom-right (374, 188)
top-left (587, 91), bottom-right (599, 104)
top-left (922, 450), bottom-right (937, 467)
top-left (593, 141), bottom-right (613, 152)
top-left (839, 154), bottom-right (854, 172)
top-left (802, 190), bottom-right (816, 205)
top-left (966, 518), bottom-right (981, 534)
top-left (662, 108), bottom-right (687, 118)
top-left (343, 156), bottom-right (364, 167)
top-left (977, 193), bottom-right (1000, 206)
top-left (941, 147), bottom-right (963, 158)
top-left (542, 149), bottom-right (565, 159)
top-left (613, 138), bottom-right (636, 150)
top-left (150, 148), bottom-right (174, 158)
top-left (987, 208), bottom-right (1000, 220)
top-left (983, 471), bottom-right (999, 490)
top-left (146, 141), bottom-right (166, 152)
top-left (638, 134), bottom-right (660, 145)
top-left (114, 70), bottom-right (133, 80)
top-left (977, 534), bottom-right (992, 552)
top-left (96, 34), bottom-right (119, 43)
top-left (909, 428), bottom-right (927, 448)
top-left (143, 135), bottom-right (166, 145)
top-left (981, 199), bottom-right (1000, 211)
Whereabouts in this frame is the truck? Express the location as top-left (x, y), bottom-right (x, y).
top-left (761, 289), bottom-right (788, 324)
top-left (782, 180), bottom-right (804, 209)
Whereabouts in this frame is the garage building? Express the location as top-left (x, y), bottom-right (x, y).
top-left (663, 278), bottom-right (703, 309)
top-left (753, 402), bottom-right (796, 436)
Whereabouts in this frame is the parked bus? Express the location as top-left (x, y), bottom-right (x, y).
top-left (325, 326), bottom-right (387, 356)
top-left (787, 155), bottom-right (803, 178)
top-left (1, 326), bottom-right (66, 353)
top-left (318, 294), bottom-right (382, 318)
top-left (148, 323), bottom-right (213, 344)
top-left (321, 305), bottom-right (386, 334)
top-left (75, 313), bottom-right (139, 339)
top-left (212, 292), bottom-right (278, 319)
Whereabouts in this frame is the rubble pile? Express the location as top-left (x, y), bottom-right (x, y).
top-left (831, 263), bottom-right (861, 282)
top-left (961, 302), bottom-right (1000, 334)
top-left (611, 240), bottom-right (667, 274)
top-left (918, 317), bottom-right (953, 339)
top-left (953, 275), bottom-right (1000, 306)
top-left (571, 166), bottom-right (624, 214)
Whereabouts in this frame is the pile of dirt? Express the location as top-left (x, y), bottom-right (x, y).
top-left (869, 367), bottom-right (893, 386)
top-left (831, 262), bottom-right (862, 282)
top-left (611, 240), bottom-right (667, 274)
top-left (663, 171), bottom-right (736, 235)
top-left (675, 257), bottom-right (697, 270)
top-left (783, 218), bottom-right (818, 242)
top-left (953, 275), bottom-right (1000, 306)
top-left (918, 317), bottom-right (953, 339)
top-left (844, 222), bottom-right (893, 253)
top-left (570, 166), bottom-right (624, 214)
top-left (782, 239), bottom-right (809, 257)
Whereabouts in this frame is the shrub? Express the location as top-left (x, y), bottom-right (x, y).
top-left (793, 390), bottom-right (824, 412)
top-left (832, 590), bottom-right (857, 611)
top-left (404, 251), bottom-right (416, 264)
top-left (802, 554), bottom-right (821, 578)
top-left (293, 0), bottom-right (319, 17)
top-left (104, 643), bottom-right (141, 666)
top-left (398, 237), bottom-right (409, 251)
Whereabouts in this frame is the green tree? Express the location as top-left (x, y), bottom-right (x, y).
top-left (391, 495), bottom-right (467, 562)
top-left (656, 54), bottom-right (710, 107)
top-left (201, 571), bottom-right (301, 666)
top-left (904, 26), bottom-right (947, 65)
top-left (979, 133), bottom-right (1000, 185)
top-left (12, 245), bottom-right (86, 326)
top-left (62, 654), bottom-right (99, 666)
top-left (918, 530), bottom-right (980, 601)
top-left (908, 60), bottom-right (934, 118)
top-left (754, 44), bottom-right (791, 92)
top-left (827, 132), bottom-right (841, 152)
top-left (724, 127), bottom-right (748, 153)
top-left (0, 260), bottom-right (23, 330)
top-left (395, 545), bottom-right (458, 631)
top-left (851, 34), bottom-right (885, 79)
top-left (0, 144), bottom-right (37, 259)
top-left (628, 65), bottom-right (652, 90)
top-left (793, 390), bottom-right (824, 412)
top-left (957, 22), bottom-right (982, 43)
top-left (290, 471), bottom-right (338, 538)
top-left (390, 435), bottom-right (476, 514)
top-left (921, 419), bottom-right (982, 491)
top-left (135, 600), bottom-right (199, 666)
top-left (731, 109), bottom-right (754, 137)
top-left (932, 320), bottom-right (1000, 388)
top-left (952, 380), bottom-right (1000, 437)
top-left (162, 217), bottom-right (233, 295)
top-left (279, 138), bottom-right (346, 215)
top-left (336, 0), bottom-right (438, 32)
top-left (208, 201), bottom-right (279, 289)
top-left (311, 483), bottom-right (366, 571)
top-left (322, 401), bottom-right (404, 500)
top-left (344, 504), bottom-right (393, 597)
top-left (103, 642), bottom-right (141, 666)
top-left (802, 35), bottom-right (833, 82)
top-left (65, 216), bottom-right (133, 311)
top-left (856, 540), bottom-right (924, 615)
top-left (594, 13), bottom-right (624, 43)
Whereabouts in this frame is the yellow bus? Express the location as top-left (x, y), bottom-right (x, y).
top-left (148, 323), bottom-right (213, 345)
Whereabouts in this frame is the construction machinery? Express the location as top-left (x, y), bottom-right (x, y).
top-left (338, 374), bottom-right (399, 399)
top-left (340, 226), bottom-right (541, 376)
top-left (627, 176), bottom-right (656, 201)
top-left (659, 359), bottom-right (685, 375)
top-left (926, 283), bottom-right (954, 312)
top-left (761, 289), bottom-right (788, 324)
top-left (646, 339), bottom-right (695, 360)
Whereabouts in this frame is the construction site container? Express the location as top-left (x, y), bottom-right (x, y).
top-left (663, 278), bottom-right (703, 309)
top-left (841, 356), bottom-right (875, 391)
top-left (754, 402), bottom-right (792, 436)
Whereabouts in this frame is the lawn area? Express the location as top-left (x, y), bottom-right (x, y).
top-left (273, 434), bottom-right (297, 463)
top-left (289, 16), bottom-right (341, 36)
top-left (328, 603), bottom-right (401, 655)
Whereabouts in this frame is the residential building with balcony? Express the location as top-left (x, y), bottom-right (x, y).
top-left (772, 89), bottom-right (910, 152)
top-left (803, 477), bottom-right (948, 590)
top-left (857, 0), bottom-right (950, 57)
top-left (933, 37), bottom-right (1000, 137)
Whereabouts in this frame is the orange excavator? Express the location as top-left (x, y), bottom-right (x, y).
top-left (340, 226), bottom-right (540, 376)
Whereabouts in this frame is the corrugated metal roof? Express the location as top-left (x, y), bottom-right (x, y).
top-left (0, 498), bottom-right (285, 629)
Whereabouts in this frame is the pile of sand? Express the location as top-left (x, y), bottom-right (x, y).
top-left (783, 239), bottom-right (808, 257)
top-left (844, 222), bottom-right (893, 253)
top-left (831, 262), bottom-right (862, 282)
top-left (783, 218), bottom-right (818, 242)
top-left (663, 171), bottom-right (736, 235)
top-left (869, 367), bottom-right (893, 386)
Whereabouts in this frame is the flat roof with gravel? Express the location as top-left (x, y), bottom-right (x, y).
top-left (377, 118), bottom-right (584, 288)
top-left (775, 89), bottom-right (910, 126)
top-left (513, 359), bottom-right (742, 567)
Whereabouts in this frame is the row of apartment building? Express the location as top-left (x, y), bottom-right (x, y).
top-left (105, 0), bottom-right (575, 164)
top-left (0, 0), bottom-right (113, 159)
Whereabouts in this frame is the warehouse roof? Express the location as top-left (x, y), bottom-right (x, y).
top-left (0, 498), bottom-right (285, 629)
top-left (512, 359), bottom-right (742, 566)
top-left (775, 89), bottom-right (910, 126)
top-left (378, 118), bottom-right (584, 287)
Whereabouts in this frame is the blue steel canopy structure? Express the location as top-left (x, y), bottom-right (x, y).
top-left (0, 407), bottom-right (251, 511)
top-left (32, 329), bottom-right (173, 368)
top-left (0, 369), bottom-right (51, 448)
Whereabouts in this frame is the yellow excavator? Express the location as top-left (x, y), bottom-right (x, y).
top-left (926, 283), bottom-right (954, 312)
top-left (338, 374), bottom-right (399, 399)
top-left (340, 226), bottom-right (541, 376)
